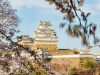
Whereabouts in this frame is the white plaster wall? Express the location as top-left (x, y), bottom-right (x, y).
top-left (46, 54), bottom-right (93, 58)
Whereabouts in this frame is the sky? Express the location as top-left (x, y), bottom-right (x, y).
top-left (8, 0), bottom-right (100, 52)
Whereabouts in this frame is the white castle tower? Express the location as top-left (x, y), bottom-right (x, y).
top-left (34, 21), bottom-right (58, 50)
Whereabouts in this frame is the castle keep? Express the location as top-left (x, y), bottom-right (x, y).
top-left (34, 21), bottom-right (58, 50)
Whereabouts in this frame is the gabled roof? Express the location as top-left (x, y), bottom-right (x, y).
top-left (39, 21), bottom-right (52, 26)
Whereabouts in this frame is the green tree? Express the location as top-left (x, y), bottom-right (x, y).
top-left (69, 67), bottom-right (78, 75)
top-left (34, 70), bottom-right (49, 75)
top-left (83, 60), bottom-right (94, 71)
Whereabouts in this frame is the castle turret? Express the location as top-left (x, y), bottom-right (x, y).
top-left (17, 35), bottom-right (37, 50)
top-left (34, 21), bottom-right (58, 50)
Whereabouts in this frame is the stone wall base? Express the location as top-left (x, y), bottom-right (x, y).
top-left (35, 44), bottom-right (58, 50)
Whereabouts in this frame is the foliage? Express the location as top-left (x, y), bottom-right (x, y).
top-left (69, 67), bottom-right (78, 75)
top-left (45, 0), bottom-right (99, 46)
top-left (80, 58), bottom-right (94, 71)
top-left (82, 60), bottom-right (94, 71)
top-left (34, 70), bottom-right (49, 75)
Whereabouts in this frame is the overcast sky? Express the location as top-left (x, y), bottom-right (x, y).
top-left (9, 0), bottom-right (100, 52)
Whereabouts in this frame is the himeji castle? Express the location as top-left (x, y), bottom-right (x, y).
top-left (34, 21), bottom-right (58, 50)
top-left (18, 21), bottom-right (58, 51)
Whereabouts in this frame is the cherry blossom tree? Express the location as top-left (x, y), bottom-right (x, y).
top-left (0, 0), bottom-right (20, 50)
top-left (45, 0), bottom-right (99, 46)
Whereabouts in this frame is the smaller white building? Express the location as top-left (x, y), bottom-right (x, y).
top-left (79, 50), bottom-right (90, 54)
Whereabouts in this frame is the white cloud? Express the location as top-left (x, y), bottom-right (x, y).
top-left (81, 4), bottom-right (99, 16)
top-left (9, 0), bottom-right (63, 15)
top-left (8, 0), bottom-right (100, 16)
top-left (38, 9), bottom-right (64, 16)
top-left (8, 0), bottom-right (100, 14)
top-left (9, 0), bottom-right (55, 9)
top-left (80, 0), bottom-right (100, 16)
top-left (95, 1), bottom-right (100, 11)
